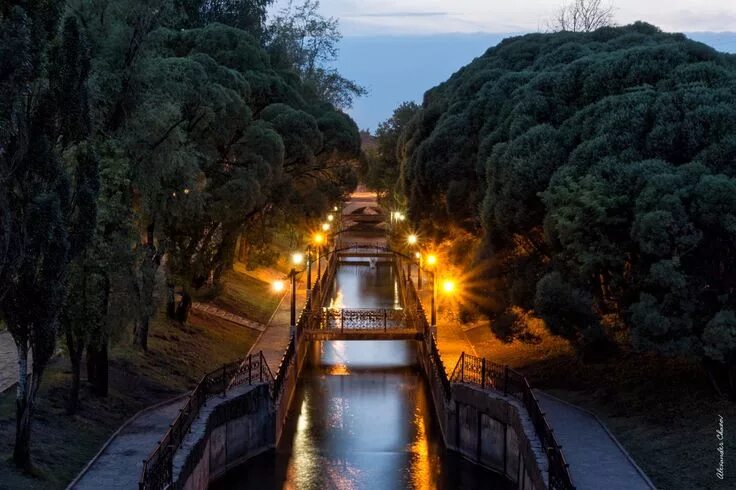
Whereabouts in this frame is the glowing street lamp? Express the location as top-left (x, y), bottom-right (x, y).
top-left (407, 234), bottom-right (418, 246)
top-left (314, 232), bottom-right (327, 283)
top-left (442, 279), bottom-right (455, 294)
top-left (292, 252), bottom-right (304, 266)
top-left (321, 222), bottom-right (331, 232)
top-left (327, 214), bottom-right (334, 222)
top-left (271, 280), bottom-right (285, 293)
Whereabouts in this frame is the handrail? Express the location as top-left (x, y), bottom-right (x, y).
top-left (138, 351), bottom-right (273, 490)
top-left (450, 353), bottom-right (576, 490)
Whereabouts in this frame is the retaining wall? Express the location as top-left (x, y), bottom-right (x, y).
top-left (174, 384), bottom-right (275, 490)
top-left (417, 344), bottom-right (548, 490)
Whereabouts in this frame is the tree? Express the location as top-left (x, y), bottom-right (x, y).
top-left (0, 6), bottom-right (99, 467)
top-left (390, 23), bottom-right (736, 390)
top-left (550, 0), bottom-right (615, 32)
top-left (266, 0), bottom-right (367, 109)
top-left (178, 0), bottom-right (273, 37)
top-left (361, 102), bottom-right (419, 203)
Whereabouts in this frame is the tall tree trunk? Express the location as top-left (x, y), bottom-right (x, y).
top-left (175, 289), bottom-right (192, 323)
top-left (87, 341), bottom-right (108, 397)
top-left (13, 342), bottom-right (32, 469)
top-left (86, 344), bottom-right (97, 386)
top-left (13, 344), bottom-right (43, 470)
top-left (65, 328), bottom-right (84, 414)
top-left (166, 283), bottom-right (177, 319)
top-left (134, 317), bottom-right (149, 352)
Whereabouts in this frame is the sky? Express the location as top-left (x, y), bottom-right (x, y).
top-left (270, 1), bottom-right (736, 130)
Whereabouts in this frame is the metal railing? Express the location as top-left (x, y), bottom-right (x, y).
top-left (138, 351), bottom-right (273, 490)
top-left (304, 308), bottom-right (408, 331)
top-left (450, 353), bottom-right (575, 490)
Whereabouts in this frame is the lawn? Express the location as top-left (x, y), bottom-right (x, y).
top-left (465, 320), bottom-right (736, 490)
top-left (0, 309), bottom-right (260, 489)
top-left (213, 269), bottom-right (282, 325)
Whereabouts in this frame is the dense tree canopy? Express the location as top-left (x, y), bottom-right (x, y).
top-left (390, 23), bottom-right (736, 390)
top-left (1, 0), bottom-right (360, 465)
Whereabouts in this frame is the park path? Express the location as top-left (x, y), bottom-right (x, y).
top-left (71, 397), bottom-right (188, 490)
top-left (0, 331), bottom-right (18, 393)
top-left (405, 269), bottom-right (655, 489)
top-left (534, 391), bottom-right (655, 490)
top-left (70, 278), bottom-right (302, 489)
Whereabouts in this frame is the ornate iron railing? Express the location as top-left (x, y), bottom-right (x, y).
top-left (304, 308), bottom-right (407, 331)
top-left (450, 353), bottom-right (575, 490)
top-left (139, 351), bottom-right (273, 490)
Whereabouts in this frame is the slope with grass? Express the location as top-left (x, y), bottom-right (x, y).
top-left (0, 309), bottom-right (260, 489)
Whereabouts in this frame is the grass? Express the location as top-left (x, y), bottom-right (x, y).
top-left (0, 309), bottom-right (260, 489)
top-left (465, 319), bottom-right (736, 490)
top-left (213, 269), bottom-right (282, 325)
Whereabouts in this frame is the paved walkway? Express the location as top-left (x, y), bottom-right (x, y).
top-left (70, 268), bottom-right (306, 489)
top-left (0, 331), bottom-right (31, 394)
top-left (535, 391), bottom-right (655, 489)
top-left (72, 397), bottom-right (188, 490)
top-left (192, 302), bottom-right (266, 332)
top-left (0, 331), bottom-right (18, 393)
top-left (407, 272), bottom-right (654, 489)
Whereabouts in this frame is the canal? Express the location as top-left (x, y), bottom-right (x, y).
top-left (212, 262), bottom-right (512, 489)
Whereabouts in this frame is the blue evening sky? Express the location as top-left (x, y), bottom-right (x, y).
top-left (270, 1), bottom-right (736, 131)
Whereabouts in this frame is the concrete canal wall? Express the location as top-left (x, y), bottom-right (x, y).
top-left (417, 340), bottom-right (548, 490)
top-left (174, 384), bottom-right (275, 490)
top-left (447, 384), bottom-right (548, 490)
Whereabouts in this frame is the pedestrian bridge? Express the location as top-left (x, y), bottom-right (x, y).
top-left (300, 243), bottom-right (427, 341)
top-left (301, 308), bottom-right (423, 341)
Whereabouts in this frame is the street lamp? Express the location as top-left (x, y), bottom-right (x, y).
top-left (271, 280), bottom-right (285, 293)
top-left (406, 234), bottom-right (418, 279)
top-left (415, 252), bottom-right (422, 290)
top-left (314, 232), bottom-right (325, 283)
top-left (321, 222), bottom-right (331, 232)
top-left (327, 214), bottom-right (334, 222)
top-left (427, 254), bottom-right (438, 326)
top-left (276, 252), bottom-right (305, 330)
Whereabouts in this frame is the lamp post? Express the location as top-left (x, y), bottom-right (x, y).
top-left (426, 254), bottom-right (438, 326)
top-left (289, 253), bottom-right (304, 332)
top-left (415, 252), bottom-right (422, 290)
top-left (406, 234), bottom-right (418, 278)
top-left (306, 246), bottom-right (312, 291)
top-left (313, 232), bottom-right (325, 284)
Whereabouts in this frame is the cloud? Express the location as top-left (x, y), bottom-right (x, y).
top-left (348, 12), bottom-right (451, 18)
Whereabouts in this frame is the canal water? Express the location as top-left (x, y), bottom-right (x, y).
top-left (213, 262), bottom-right (512, 489)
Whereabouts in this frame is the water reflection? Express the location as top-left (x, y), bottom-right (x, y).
top-left (328, 263), bottom-right (401, 310)
top-left (212, 264), bottom-right (512, 490)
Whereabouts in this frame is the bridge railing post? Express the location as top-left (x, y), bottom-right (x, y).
top-left (481, 358), bottom-right (486, 389)
top-left (383, 309), bottom-right (387, 331)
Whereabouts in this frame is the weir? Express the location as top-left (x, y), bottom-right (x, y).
top-left (138, 210), bottom-right (574, 490)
